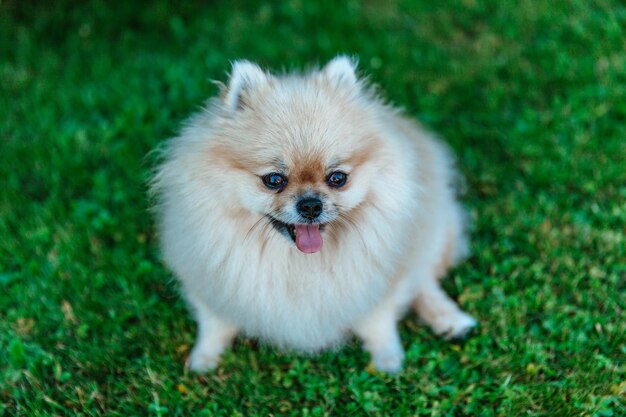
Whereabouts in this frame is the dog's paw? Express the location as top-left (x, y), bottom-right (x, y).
top-left (186, 347), bottom-right (222, 373)
top-left (370, 344), bottom-right (405, 374)
top-left (432, 310), bottom-right (477, 340)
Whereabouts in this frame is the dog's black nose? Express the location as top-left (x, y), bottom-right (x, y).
top-left (296, 198), bottom-right (323, 220)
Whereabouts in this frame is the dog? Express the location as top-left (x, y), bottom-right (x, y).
top-left (151, 56), bottom-right (477, 373)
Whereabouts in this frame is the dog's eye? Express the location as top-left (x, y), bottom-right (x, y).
top-left (262, 173), bottom-right (287, 190)
top-left (326, 171), bottom-right (348, 188)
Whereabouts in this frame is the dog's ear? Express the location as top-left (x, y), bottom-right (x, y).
top-left (223, 60), bottom-right (268, 110)
top-left (322, 55), bottom-right (358, 87)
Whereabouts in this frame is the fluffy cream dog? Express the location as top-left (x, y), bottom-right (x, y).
top-left (152, 56), bottom-right (476, 373)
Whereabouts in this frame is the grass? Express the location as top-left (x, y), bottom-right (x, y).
top-left (1, 0), bottom-right (624, 415)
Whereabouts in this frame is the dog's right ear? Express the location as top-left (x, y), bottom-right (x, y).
top-left (322, 55), bottom-right (358, 87)
top-left (223, 60), bottom-right (268, 111)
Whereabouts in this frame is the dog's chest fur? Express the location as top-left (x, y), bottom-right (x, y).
top-left (173, 207), bottom-right (410, 351)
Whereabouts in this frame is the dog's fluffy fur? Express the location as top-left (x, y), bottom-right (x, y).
top-left (152, 56), bottom-right (476, 373)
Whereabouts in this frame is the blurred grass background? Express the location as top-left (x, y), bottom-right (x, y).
top-left (1, 0), bottom-right (624, 416)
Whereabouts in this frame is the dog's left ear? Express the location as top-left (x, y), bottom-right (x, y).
top-left (322, 55), bottom-right (358, 86)
top-left (223, 60), bottom-right (269, 110)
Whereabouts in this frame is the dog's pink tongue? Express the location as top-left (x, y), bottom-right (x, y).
top-left (295, 224), bottom-right (323, 253)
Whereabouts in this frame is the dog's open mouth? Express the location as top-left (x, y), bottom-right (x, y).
top-left (268, 217), bottom-right (325, 254)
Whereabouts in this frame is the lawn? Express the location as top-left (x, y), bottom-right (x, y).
top-left (1, 0), bottom-right (624, 416)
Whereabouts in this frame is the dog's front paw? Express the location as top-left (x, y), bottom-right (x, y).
top-left (186, 346), bottom-right (222, 373)
top-left (432, 310), bottom-right (477, 340)
top-left (369, 342), bottom-right (405, 374)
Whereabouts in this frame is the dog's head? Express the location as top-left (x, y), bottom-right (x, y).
top-left (209, 57), bottom-right (390, 253)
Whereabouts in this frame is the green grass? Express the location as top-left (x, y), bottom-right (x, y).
top-left (1, 0), bottom-right (625, 415)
